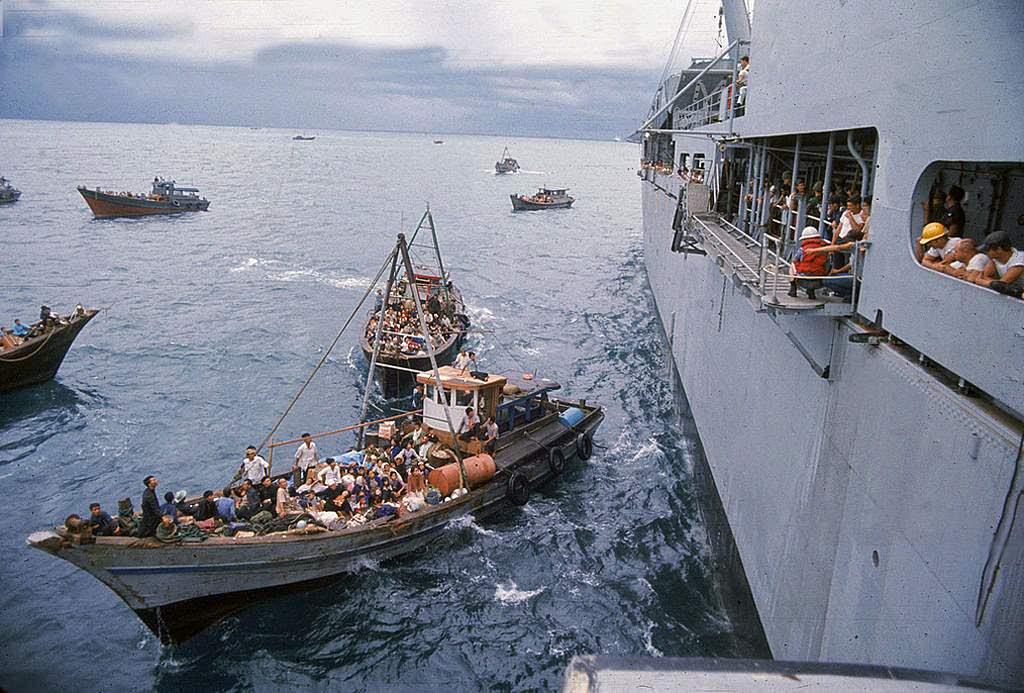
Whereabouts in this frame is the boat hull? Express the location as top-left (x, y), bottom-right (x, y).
top-left (78, 187), bottom-right (209, 218)
top-left (361, 330), bottom-right (465, 398)
top-left (0, 191), bottom-right (21, 204)
top-left (0, 310), bottom-right (98, 392)
top-left (510, 194), bottom-right (574, 211)
top-left (29, 403), bottom-right (603, 643)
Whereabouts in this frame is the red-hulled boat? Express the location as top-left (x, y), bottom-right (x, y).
top-left (78, 177), bottom-right (210, 218)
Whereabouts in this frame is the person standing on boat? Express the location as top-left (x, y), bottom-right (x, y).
top-left (237, 445), bottom-right (269, 483)
top-left (138, 475), bottom-right (161, 537)
top-left (293, 433), bottom-right (319, 487)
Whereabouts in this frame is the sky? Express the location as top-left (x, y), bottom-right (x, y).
top-left (0, 0), bottom-right (728, 139)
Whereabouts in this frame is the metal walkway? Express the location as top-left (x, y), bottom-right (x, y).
top-left (688, 213), bottom-right (855, 316)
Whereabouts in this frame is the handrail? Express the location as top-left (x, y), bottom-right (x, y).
top-left (268, 409), bottom-right (422, 449)
top-left (690, 215), bottom-right (759, 278)
top-left (636, 38), bottom-right (746, 134)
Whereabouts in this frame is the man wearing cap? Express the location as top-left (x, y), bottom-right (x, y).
top-left (293, 433), bottom-right (318, 487)
top-left (237, 445), bottom-right (269, 484)
top-left (919, 222), bottom-right (958, 270)
top-left (975, 231), bottom-right (1024, 295)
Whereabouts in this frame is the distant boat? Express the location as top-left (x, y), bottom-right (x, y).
top-left (1, 305), bottom-right (98, 392)
top-left (77, 177), bottom-right (210, 218)
top-left (495, 147), bottom-right (520, 174)
top-left (433, 140), bottom-right (444, 145)
top-left (293, 135), bottom-right (316, 141)
top-left (0, 176), bottom-right (21, 204)
top-left (510, 187), bottom-right (575, 211)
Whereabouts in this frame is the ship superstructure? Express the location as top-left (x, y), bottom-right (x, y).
top-left (637, 0), bottom-right (1024, 687)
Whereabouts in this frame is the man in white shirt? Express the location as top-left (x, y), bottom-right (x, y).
top-left (919, 222), bottom-right (958, 270)
top-left (976, 231), bottom-right (1024, 295)
top-left (453, 349), bottom-right (470, 371)
top-left (317, 458), bottom-right (343, 487)
top-left (480, 416), bottom-right (499, 453)
top-left (237, 445), bottom-right (269, 484)
top-left (293, 433), bottom-right (319, 486)
top-left (836, 198), bottom-right (866, 241)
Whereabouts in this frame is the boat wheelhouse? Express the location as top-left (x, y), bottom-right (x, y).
top-left (0, 176), bottom-right (21, 204)
top-left (510, 187), bottom-right (575, 211)
top-left (77, 177), bottom-right (210, 218)
top-left (495, 146), bottom-right (520, 174)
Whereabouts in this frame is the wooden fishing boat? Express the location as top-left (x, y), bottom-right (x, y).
top-left (495, 146), bottom-right (520, 174)
top-left (511, 187), bottom-right (575, 211)
top-left (78, 178), bottom-right (209, 218)
top-left (0, 176), bottom-right (21, 204)
top-left (0, 306), bottom-right (98, 393)
top-left (360, 208), bottom-right (469, 397)
top-left (293, 134), bottom-right (316, 141)
top-left (27, 236), bottom-right (603, 644)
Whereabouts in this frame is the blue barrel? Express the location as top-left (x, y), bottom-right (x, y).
top-left (559, 407), bottom-right (585, 427)
top-left (340, 450), bottom-right (365, 466)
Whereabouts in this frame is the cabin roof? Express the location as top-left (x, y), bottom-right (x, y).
top-left (416, 365), bottom-right (507, 391)
top-left (540, 187), bottom-right (569, 193)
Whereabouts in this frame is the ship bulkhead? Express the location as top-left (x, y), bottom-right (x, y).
top-left (639, 1), bottom-right (1024, 687)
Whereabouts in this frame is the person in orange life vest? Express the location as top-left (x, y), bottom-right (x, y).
top-left (788, 226), bottom-right (830, 300)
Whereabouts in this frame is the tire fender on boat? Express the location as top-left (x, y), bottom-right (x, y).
top-left (507, 471), bottom-right (530, 506)
top-left (576, 433), bottom-right (593, 460)
top-left (549, 447), bottom-right (566, 475)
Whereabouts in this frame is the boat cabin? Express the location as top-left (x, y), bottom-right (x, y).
top-left (415, 366), bottom-right (561, 453)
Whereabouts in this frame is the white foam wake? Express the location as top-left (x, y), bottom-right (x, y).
top-left (494, 581), bottom-right (545, 605)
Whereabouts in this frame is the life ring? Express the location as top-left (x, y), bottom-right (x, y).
top-left (576, 433), bottom-right (593, 460)
top-left (549, 447), bottom-right (566, 475)
top-left (506, 472), bottom-right (530, 506)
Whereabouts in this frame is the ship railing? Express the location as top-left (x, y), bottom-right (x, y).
top-left (689, 214), bottom-right (760, 283)
top-left (674, 82), bottom-right (739, 130)
top-left (264, 408), bottom-right (421, 468)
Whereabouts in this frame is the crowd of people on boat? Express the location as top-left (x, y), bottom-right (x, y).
top-left (365, 283), bottom-right (463, 357)
top-left (65, 421), bottom-right (488, 543)
top-left (914, 184), bottom-right (1023, 299)
top-left (1, 304), bottom-right (87, 351)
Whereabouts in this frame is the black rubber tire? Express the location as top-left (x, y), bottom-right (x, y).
top-left (507, 472), bottom-right (530, 506)
top-left (549, 447), bottom-right (566, 475)
top-left (576, 433), bottom-right (593, 460)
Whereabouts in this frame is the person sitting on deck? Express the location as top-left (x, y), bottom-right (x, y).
top-left (236, 445), bottom-right (269, 484)
top-left (975, 231), bottom-right (1024, 297)
top-left (11, 319), bottom-right (30, 338)
top-left (480, 416), bottom-right (499, 453)
top-left (138, 475), bottom-right (161, 538)
top-left (317, 458), bottom-right (343, 488)
top-left (453, 349), bottom-right (470, 371)
top-left (87, 502), bottom-right (119, 536)
top-left (276, 478), bottom-right (301, 516)
top-left (236, 480), bottom-right (262, 520)
top-left (389, 469), bottom-right (406, 494)
top-left (194, 490), bottom-right (219, 521)
top-left (214, 487), bottom-right (237, 522)
top-left (160, 492), bottom-right (180, 522)
top-left (788, 227), bottom-right (830, 300)
top-left (919, 223), bottom-right (958, 270)
top-left (258, 476), bottom-right (277, 513)
top-left (458, 406), bottom-right (480, 441)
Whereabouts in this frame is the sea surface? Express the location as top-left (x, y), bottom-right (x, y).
top-left (0, 120), bottom-right (756, 691)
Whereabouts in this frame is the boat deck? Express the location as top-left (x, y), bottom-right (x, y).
top-left (688, 212), bottom-right (854, 316)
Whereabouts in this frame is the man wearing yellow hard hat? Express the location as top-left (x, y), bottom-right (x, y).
top-left (919, 222), bottom-right (958, 270)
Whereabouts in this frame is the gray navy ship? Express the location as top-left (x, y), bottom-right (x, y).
top-left (636, 0), bottom-right (1023, 688)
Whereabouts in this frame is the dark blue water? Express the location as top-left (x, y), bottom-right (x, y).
top-left (0, 120), bottom-right (750, 691)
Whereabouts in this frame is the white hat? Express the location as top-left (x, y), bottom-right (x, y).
top-left (173, 489), bottom-right (188, 503)
top-left (799, 226), bottom-right (821, 241)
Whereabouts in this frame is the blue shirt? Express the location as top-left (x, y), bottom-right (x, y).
top-left (215, 496), bottom-right (236, 521)
top-left (159, 502), bottom-right (178, 521)
top-left (12, 323), bottom-right (29, 337)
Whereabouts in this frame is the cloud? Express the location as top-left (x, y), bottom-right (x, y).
top-left (0, 4), bottom-right (662, 138)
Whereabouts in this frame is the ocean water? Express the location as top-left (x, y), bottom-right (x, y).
top-left (0, 120), bottom-right (754, 691)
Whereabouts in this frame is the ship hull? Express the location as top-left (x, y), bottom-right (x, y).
top-left (78, 187), bottom-right (210, 218)
top-left (0, 310), bottom-right (98, 392)
top-left (510, 195), bottom-right (574, 211)
top-left (29, 405), bottom-right (603, 643)
top-left (640, 171), bottom-right (1024, 686)
top-left (0, 191), bottom-right (21, 203)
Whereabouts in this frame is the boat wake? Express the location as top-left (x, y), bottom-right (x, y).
top-left (494, 581), bottom-right (545, 605)
top-left (230, 256), bottom-right (371, 290)
top-left (446, 514), bottom-right (497, 537)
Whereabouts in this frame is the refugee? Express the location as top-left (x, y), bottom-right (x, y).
top-left (160, 492), bottom-right (179, 522)
top-left (116, 498), bottom-right (139, 536)
top-left (236, 445), bottom-right (269, 484)
top-left (87, 502), bottom-right (119, 536)
top-left (258, 476), bottom-right (277, 513)
top-left (194, 490), bottom-right (219, 521)
top-left (11, 319), bottom-right (30, 337)
top-left (317, 458), bottom-right (343, 487)
top-left (458, 406), bottom-right (480, 441)
top-left (236, 480), bottom-right (263, 520)
top-left (214, 487), bottom-right (237, 522)
top-left (453, 349), bottom-right (470, 370)
top-left (293, 433), bottom-right (319, 487)
top-left (139, 475), bottom-right (161, 537)
top-left (480, 416), bottom-right (499, 453)
top-left (275, 478), bottom-right (300, 516)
